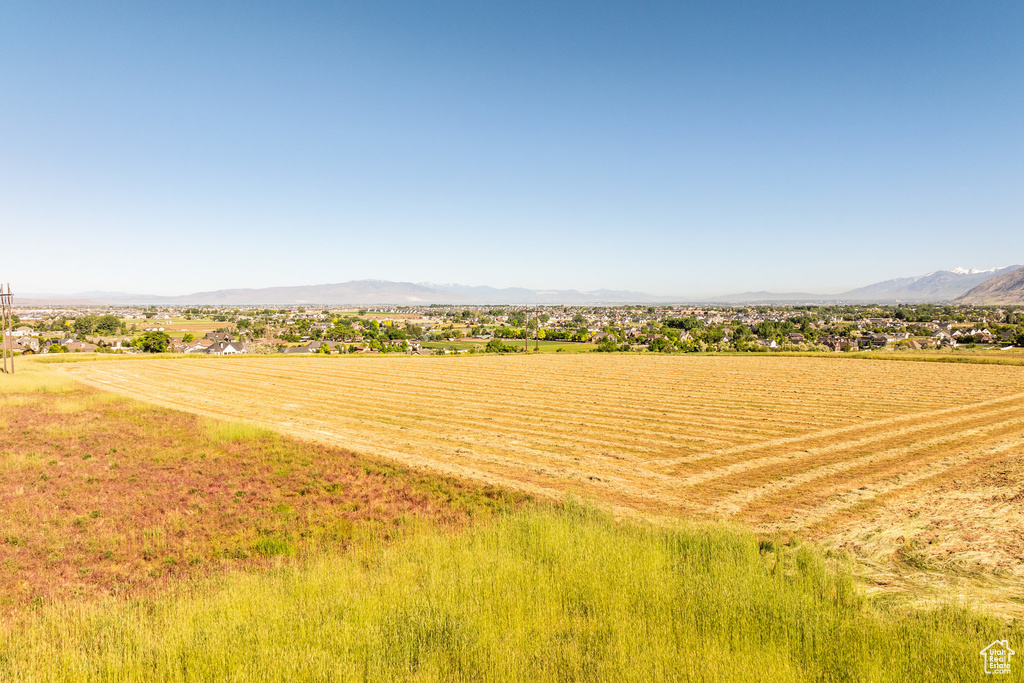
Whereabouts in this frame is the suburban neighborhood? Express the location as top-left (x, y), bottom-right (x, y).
top-left (5, 302), bottom-right (1023, 357)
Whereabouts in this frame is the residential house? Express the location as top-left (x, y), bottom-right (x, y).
top-left (205, 341), bottom-right (246, 355)
top-left (183, 339), bottom-right (214, 353)
top-left (14, 337), bottom-right (40, 353)
top-left (818, 335), bottom-right (855, 352)
top-left (280, 341), bottom-right (322, 354)
top-left (857, 333), bottom-right (888, 349)
top-left (971, 329), bottom-right (994, 343)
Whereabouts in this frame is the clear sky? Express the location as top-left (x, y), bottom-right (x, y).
top-left (3, 1), bottom-right (1022, 297)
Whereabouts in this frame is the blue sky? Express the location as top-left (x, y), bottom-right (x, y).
top-left (3, 1), bottom-right (1022, 297)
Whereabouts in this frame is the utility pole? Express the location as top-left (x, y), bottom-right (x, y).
top-left (1, 283), bottom-right (13, 374)
top-left (524, 307), bottom-right (529, 353)
top-left (534, 305), bottom-right (540, 352)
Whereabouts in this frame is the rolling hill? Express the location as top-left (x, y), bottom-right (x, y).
top-left (955, 266), bottom-right (1024, 305)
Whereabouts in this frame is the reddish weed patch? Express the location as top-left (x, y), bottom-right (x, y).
top-left (0, 388), bottom-right (524, 605)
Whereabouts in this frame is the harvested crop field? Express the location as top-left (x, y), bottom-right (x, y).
top-left (61, 355), bottom-right (1024, 602)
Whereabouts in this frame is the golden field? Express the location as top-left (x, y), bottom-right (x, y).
top-left (60, 354), bottom-right (1024, 608)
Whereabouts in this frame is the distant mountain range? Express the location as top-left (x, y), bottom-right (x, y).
top-left (702, 291), bottom-right (832, 304)
top-left (14, 265), bottom-right (1022, 306)
top-left (706, 266), bottom-right (1022, 304)
top-left (16, 281), bottom-right (665, 306)
top-left (956, 266), bottom-right (1024, 305)
top-left (836, 266), bottom-right (1021, 303)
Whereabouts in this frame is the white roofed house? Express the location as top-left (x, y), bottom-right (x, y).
top-left (204, 341), bottom-right (246, 355)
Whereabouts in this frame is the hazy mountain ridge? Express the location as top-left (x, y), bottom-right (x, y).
top-left (703, 291), bottom-right (837, 304)
top-left (19, 281), bottom-right (666, 306)
top-left (836, 266), bottom-right (1020, 303)
top-left (14, 266), bottom-right (1020, 306)
top-left (955, 266), bottom-right (1024, 305)
top-left (707, 266), bottom-right (1020, 304)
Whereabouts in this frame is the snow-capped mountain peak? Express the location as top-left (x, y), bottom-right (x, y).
top-left (948, 266), bottom-right (1004, 276)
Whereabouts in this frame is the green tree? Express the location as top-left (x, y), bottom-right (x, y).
top-left (95, 315), bottom-right (121, 335)
top-left (182, 333), bottom-right (196, 343)
top-left (485, 338), bottom-right (513, 353)
top-left (664, 316), bottom-right (704, 331)
top-left (731, 323), bottom-right (753, 341)
top-left (73, 315), bottom-right (98, 335)
top-left (703, 327), bottom-right (726, 344)
top-left (135, 331), bottom-right (171, 353)
top-left (648, 337), bottom-right (674, 352)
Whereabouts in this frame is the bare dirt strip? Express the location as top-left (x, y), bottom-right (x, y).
top-left (61, 354), bottom-right (1024, 611)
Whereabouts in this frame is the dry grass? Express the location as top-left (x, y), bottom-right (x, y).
top-left (57, 354), bottom-right (1024, 612)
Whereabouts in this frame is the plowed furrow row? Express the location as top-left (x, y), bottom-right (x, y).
top-left (77, 369), bottom-right (747, 458)
top-left (707, 415), bottom-right (1024, 516)
top-left (750, 436), bottom-right (1024, 532)
top-left (653, 392), bottom-right (1024, 469)
top-left (144, 361), bottom-right (871, 438)
top-left (664, 399), bottom-right (1024, 488)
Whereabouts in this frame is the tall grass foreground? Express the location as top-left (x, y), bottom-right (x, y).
top-left (2, 503), bottom-right (1014, 682)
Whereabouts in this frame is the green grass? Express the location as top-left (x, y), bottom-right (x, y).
top-left (2, 502), bottom-right (1016, 682)
top-left (0, 361), bottom-right (78, 395)
top-left (203, 418), bottom-right (278, 443)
